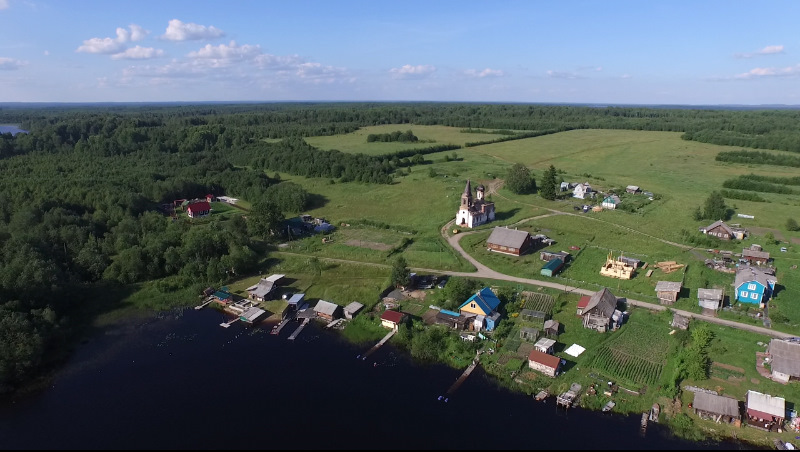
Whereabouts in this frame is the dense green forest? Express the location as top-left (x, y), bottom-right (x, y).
top-left (1, 101), bottom-right (800, 394)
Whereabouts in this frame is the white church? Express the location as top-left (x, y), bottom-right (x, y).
top-left (456, 180), bottom-right (495, 228)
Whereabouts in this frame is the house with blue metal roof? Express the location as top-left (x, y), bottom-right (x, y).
top-left (734, 266), bottom-right (777, 305)
top-left (458, 287), bottom-right (502, 331)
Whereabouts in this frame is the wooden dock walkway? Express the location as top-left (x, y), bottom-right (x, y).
top-left (195, 297), bottom-right (214, 310)
top-left (288, 318), bottom-right (311, 341)
top-left (271, 318), bottom-right (292, 335)
top-left (445, 357), bottom-right (479, 396)
top-left (220, 317), bottom-right (238, 328)
top-left (326, 318), bottom-right (345, 329)
top-left (361, 329), bottom-right (396, 359)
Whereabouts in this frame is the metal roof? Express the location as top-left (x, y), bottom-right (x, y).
top-left (528, 349), bottom-right (561, 369)
top-left (381, 310), bottom-right (404, 324)
top-left (314, 300), bottom-right (340, 316)
top-left (769, 339), bottom-right (800, 377)
top-left (265, 274), bottom-right (285, 282)
top-left (287, 293), bottom-right (305, 305)
top-left (486, 227), bottom-right (531, 249)
top-left (693, 392), bottom-right (740, 417)
top-left (247, 279), bottom-right (275, 298)
top-left (459, 287), bottom-right (501, 315)
top-left (534, 337), bottom-right (556, 349)
top-left (344, 302), bottom-right (364, 313)
top-left (746, 390), bottom-right (785, 418)
top-left (655, 281), bottom-right (682, 293)
top-left (697, 288), bottom-right (723, 301)
top-left (240, 307), bottom-right (266, 322)
top-left (735, 266), bottom-right (777, 289)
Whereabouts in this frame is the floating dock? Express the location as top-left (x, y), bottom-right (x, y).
top-left (288, 318), bottom-right (311, 341)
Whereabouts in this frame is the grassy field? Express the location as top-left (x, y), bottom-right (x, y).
top-left (304, 124), bottom-right (522, 156)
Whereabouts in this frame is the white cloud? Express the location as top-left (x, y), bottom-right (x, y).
top-left (389, 64), bottom-right (436, 79)
top-left (111, 46), bottom-right (165, 60)
top-left (464, 68), bottom-right (504, 78)
top-left (43, 50), bottom-right (49, 56)
top-left (734, 45), bottom-right (785, 59)
top-left (254, 53), bottom-right (305, 70)
top-left (188, 41), bottom-right (261, 60)
top-left (76, 24), bottom-right (148, 55)
top-left (734, 64), bottom-right (800, 79)
top-left (162, 19), bottom-right (224, 41)
top-left (0, 0), bottom-right (8, 11)
top-left (0, 57), bottom-right (26, 70)
top-left (546, 70), bottom-right (583, 79)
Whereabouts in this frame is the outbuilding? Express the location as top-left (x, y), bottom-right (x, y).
top-left (528, 349), bottom-right (561, 377)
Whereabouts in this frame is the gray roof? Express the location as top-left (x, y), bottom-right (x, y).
top-left (769, 339), bottom-right (800, 377)
top-left (703, 220), bottom-right (734, 236)
top-left (344, 302), bottom-right (364, 313)
top-left (747, 390), bottom-right (785, 418)
top-left (693, 392), bottom-right (740, 417)
top-left (655, 281), bottom-right (682, 293)
top-left (742, 248), bottom-right (770, 260)
top-left (626, 185), bottom-right (640, 191)
top-left (487, 227), bottom-right (531, 249)
top-left (735, 266), bottom-right (777, 289)
top-left (544, 319), bottom-right (559, 330)
top-left (584, 288), bottom-right (617, 318)
top-left (288, 293), bottom-right (305, 305)
top-left (247, 278), bottom-right (275, 298)
top-left (240, 307), bottom-right (266, 322)
top-left (697, 288), bottom-right (723, 301)
top-left (314, 300), bottom-right (340, 316)
top-left (265, 274), bottom-right (285, 282)
top-left (534, 337), bottom-right (556, 349)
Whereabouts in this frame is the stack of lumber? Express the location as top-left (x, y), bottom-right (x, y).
top-left (655, 261), bottom-right (684, 273)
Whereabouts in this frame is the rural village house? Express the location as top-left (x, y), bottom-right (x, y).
top-left (699, 220), bottom-right (743, 241)
top-left (625, 185), bottom-right (640, 194)
top-left (734, 266), bottom-right (777, 305)
top-left (313, 300), bottom-right (341, 322)
top-left (431, 309), bottom-right (471, 330)
top-left (767, 339), bottom-right (800, 384)
top-left (601, 194), bottom-right (621, 210)
top-left (456, 180), bottom-right (495, 228)
top-left (186, 200), bottom-right (211, 218)
top-left (459, 287), bottom-right (502, 331)
top-left (742, 245), bottom-right (770, 266)
top-left (581, 288), bottom-right (619, 332)
top-left (746, 390), bottom-right (785, 429)
top-left (528, 349), bottom-right (561, 377)
top-left (697, 288), bottom-right (724, 311)
top-left (576, 295), bottom-right (591, 316)
top-left (380, 310), bottom-right (405, 331)
top-left (486, 227), bottom-right (535, 256)
top-left (572, 182), bottom-right (594, 199)
top-left (246, 274), bottom-right (285, 302)
top-left (654, 281), bottom-right (682, 305)
top-left (692, 392), bottom-right (741, 424)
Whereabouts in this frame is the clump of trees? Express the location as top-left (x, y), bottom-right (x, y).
top-left (367, 130), bottom-right (418, 143)
top-left (692, 191), bottom-right (730, 221)
top-left (505, 163), bottom-right (536, 195)
top-left (787, 218), bottom-right (800, 231)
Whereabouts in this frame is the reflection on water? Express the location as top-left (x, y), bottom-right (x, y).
top-left (0, 308), bottom-right (758, 450)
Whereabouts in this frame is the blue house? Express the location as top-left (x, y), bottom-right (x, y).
top-left (734, 266), bottom-right (777, 305)
top-left (459, 287), bottom-right (502, 331)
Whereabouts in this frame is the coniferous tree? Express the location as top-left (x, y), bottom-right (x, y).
top-left (540, 165), bottom-right (558, 201)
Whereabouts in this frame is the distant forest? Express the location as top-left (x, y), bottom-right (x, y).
top-left (1, 102), bottom-right (800, 394)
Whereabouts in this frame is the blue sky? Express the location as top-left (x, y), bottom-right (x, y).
top-left (2, 0), bottom-right (800, 105)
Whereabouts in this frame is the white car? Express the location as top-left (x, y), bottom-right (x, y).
top-left (781, 247), bottom-right (788, 252)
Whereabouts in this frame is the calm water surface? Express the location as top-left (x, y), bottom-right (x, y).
top-left (0, 308), bottom-right (758, 450)
top-left (0, 125), bottom-right (28, 135)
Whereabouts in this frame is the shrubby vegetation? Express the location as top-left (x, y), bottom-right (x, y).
top-left (719, 189), bottom-right (767, 203)
top-left (367, 130), bottom-right (418, 142)
top-left (716, 150), bottom-right (800, 167)
top-left (505, 163), bottom-right (537, 195)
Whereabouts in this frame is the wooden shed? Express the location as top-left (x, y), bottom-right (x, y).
top-left (655, 281), bottom-right (682, 305)
top-left (519, 326), bottom-right (539, 342)
top-left (697, 288), bottom-right (724, 311)
top-left (692, 392), bottom-right (741, 424)
top-left (540, 258), bottom-right (564, 277)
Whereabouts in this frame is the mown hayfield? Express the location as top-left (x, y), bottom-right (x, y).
top-left (304, 124), bottom-right (521, 155)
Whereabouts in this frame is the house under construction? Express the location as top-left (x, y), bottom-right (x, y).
top-left (599, 251), bottom-right (635, 280)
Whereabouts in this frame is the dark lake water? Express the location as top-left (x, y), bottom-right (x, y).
top-left (0, 125), bottom-right (28, 135)
top-left (0, 308), bottom-right (758, 450)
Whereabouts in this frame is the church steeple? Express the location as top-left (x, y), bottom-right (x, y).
top-left (461, 179), bottom-right (473, 208)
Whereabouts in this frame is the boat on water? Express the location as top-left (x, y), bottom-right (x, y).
top-left (602, 401), bottom-right (615, 412)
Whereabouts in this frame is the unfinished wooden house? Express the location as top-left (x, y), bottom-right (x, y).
top-left (692, 392), bottom-right (741, 424)
top-left (698, 288), bottom-right (724, 311)
top-left (655, 281), bottom-right (682, 305)
top-left (599, 251), bottom-right (635, 279)
top-left (581, 288), bottom-right (619, 332)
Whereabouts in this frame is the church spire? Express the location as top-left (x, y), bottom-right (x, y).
top-left (461, 179), bottom-right (473, 207)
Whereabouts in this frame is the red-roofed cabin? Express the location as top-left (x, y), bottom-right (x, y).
top-left (381, 310), bottom-right (405, 331)
top-left (528, 349), bottom-right (562, 377)
top-left (206, 194), bottom-right (215, 202)
top-left (187, 201), bottom-right (211, 218)
top-left (576, 295), bottom-right (591, 316)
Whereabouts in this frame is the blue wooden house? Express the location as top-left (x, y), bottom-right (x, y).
top-left (459, 287), bottom-right (502, 331)
top-left (734, 266), bottom-right (777, 305)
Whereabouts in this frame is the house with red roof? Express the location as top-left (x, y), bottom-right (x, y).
top-left (576, 295), bottom-right (591, 316)
top-left (381, 310), bottom-right (405, 331)
top-left (528, 349), bottom-right (562, 377)
top-left (187, 201), bottom-right (211, 218)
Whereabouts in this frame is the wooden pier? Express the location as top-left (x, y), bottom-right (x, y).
top-left (640, 412), bottom-right (649, 435)
top-left (271, 318), bottom-right (292, 335)
top-left (288, 318), bottom-right (311, 341)
top-left (445, 356), bottom-right (480, 397)
top-left (220, 317), bottom-right (238, 328)
top-left (360, 330), bottom-right (396, 359)
top-left (195, 297), bottom-right (214, 310)
top-left (556, 383), bottom-right (582, 409)
top-left (326, 318), bottom-right (345, 329)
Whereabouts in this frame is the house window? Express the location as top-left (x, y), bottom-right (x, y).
top-left (747, 283), bottom-right (756, 291)
top-left (471, 303), bottom-right (476, 309)
top-left (500, 246), bottom-right (508, 251)
top-left (751, 293), bottom-right (759, 300)
top-left (740, 291), bottom-right (748, 298)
